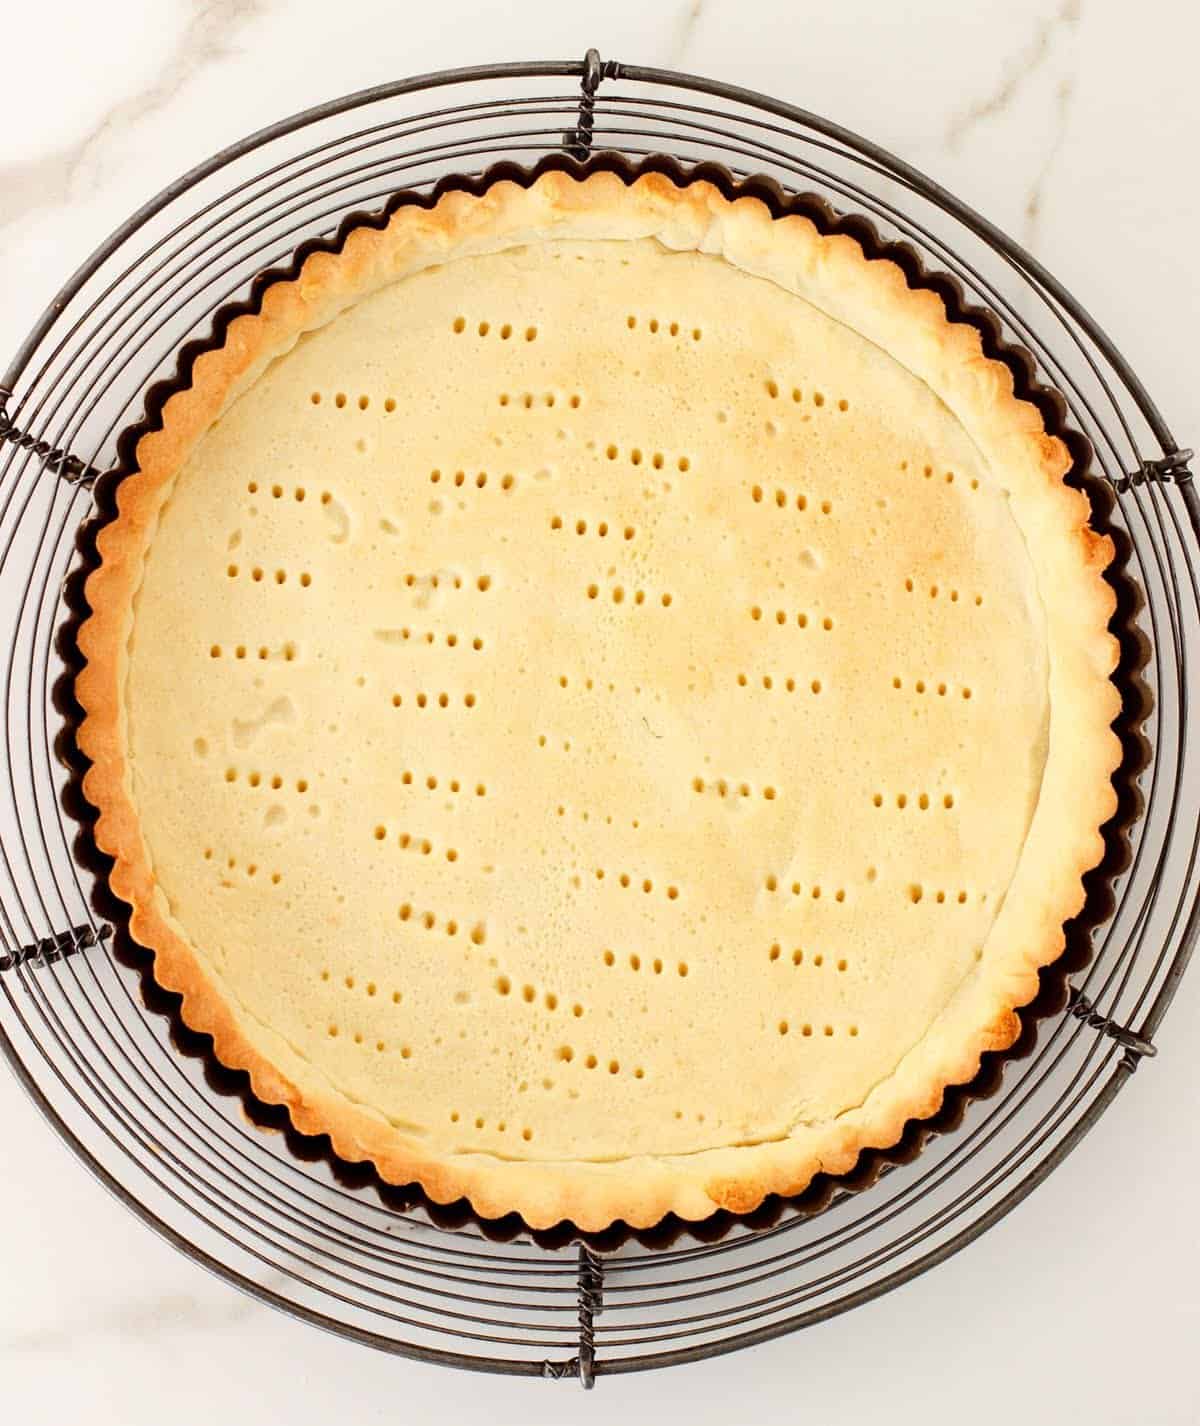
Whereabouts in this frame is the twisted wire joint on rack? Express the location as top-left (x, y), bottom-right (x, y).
top-left (537, 1245), bottom-right (604, 1386)
top-left (577, 1244), bottom-right (604, 1388)
top-left (1113, 447), bottom-right (1194, 493)
top-left (0, 394), bottom-right (107, 488)
top-left (563, 48), bottom-right (622, 161)
top-left (1066, 986), bottom-right (1157, 1071)
top-left (0, 922), bottom-right (112, 974)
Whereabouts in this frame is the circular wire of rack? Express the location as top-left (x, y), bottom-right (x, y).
top-left (0, 52), bottom-right (1196, 1386)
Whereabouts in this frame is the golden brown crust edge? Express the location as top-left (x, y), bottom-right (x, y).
top-left (74, 169), bottom-right (1121, 1232)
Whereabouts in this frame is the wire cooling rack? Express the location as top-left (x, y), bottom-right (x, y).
top-left (1, 52), bottom-right (1196, 1387)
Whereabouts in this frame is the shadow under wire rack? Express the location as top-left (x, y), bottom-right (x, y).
top-left (0, 52), bottom-right (1196, 1387)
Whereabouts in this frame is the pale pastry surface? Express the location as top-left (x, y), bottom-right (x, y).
top-left (77, 172), bottom-right (1119, 1230)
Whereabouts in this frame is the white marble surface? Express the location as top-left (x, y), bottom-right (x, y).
top-left (1, 1), bottom-right (1198, 1422)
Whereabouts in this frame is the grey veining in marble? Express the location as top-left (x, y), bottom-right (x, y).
top-left (668, 0), bottom-right (706, 68)
top-left (944, 0), bottom-right (1081, 246)
top-left (0, 0), bottom-right (272, 238)
top-left (6, 1290), bottom-right (264, 1358)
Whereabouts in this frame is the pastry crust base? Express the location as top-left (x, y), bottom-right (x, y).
top-left (75, 170), bottom-right (1120, 1231)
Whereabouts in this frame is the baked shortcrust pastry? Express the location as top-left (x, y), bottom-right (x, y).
top-left (76, 170), bottom-right (1120, 1231)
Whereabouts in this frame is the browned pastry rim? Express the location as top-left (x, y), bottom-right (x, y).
top-left (72, 167), bottom-right (1120, 1232)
